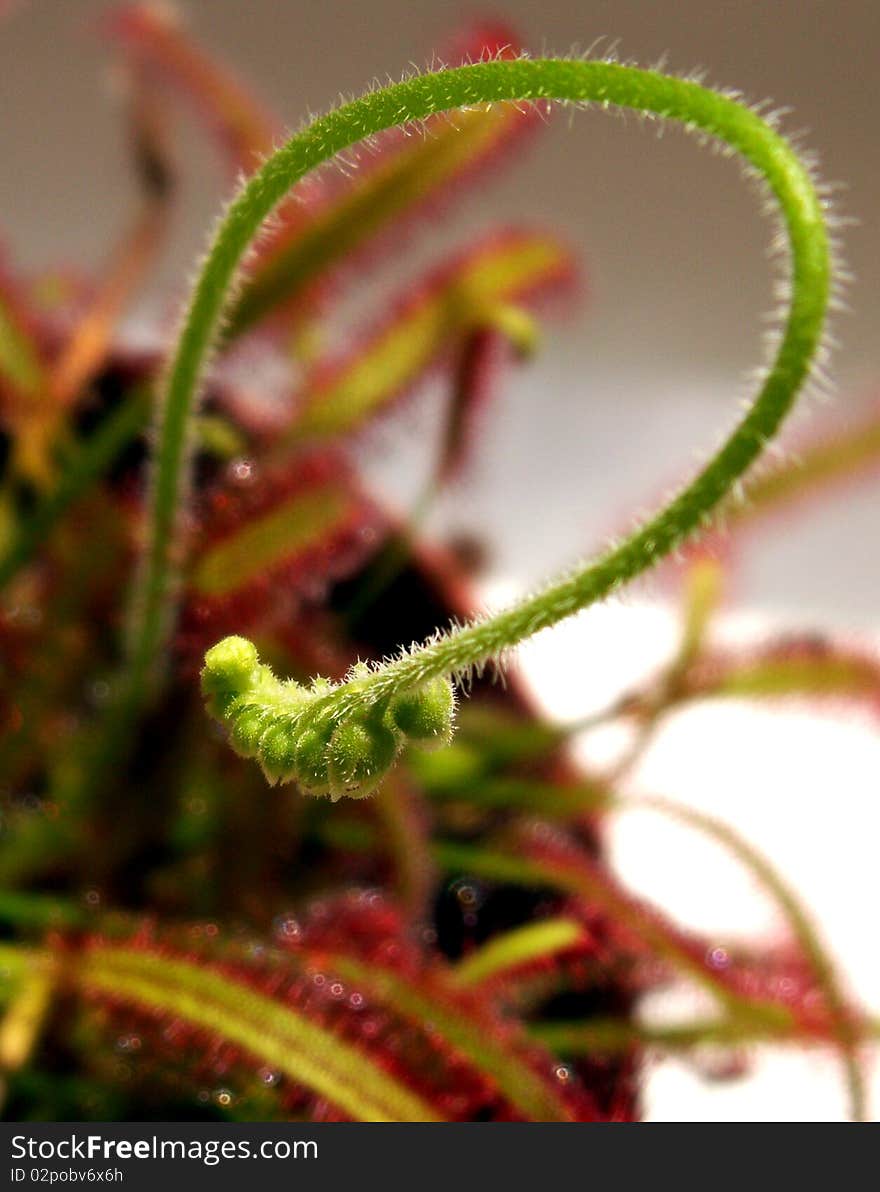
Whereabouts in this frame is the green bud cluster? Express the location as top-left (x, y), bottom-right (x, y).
top-left (201, 636), bottom-right (455, 800)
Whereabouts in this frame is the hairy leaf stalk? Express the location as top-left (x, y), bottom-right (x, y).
top-left (126, 58), bottom-right (830, 784)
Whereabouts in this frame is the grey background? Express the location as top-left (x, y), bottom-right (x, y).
top-left (2, 0), bottom-right (878, 623)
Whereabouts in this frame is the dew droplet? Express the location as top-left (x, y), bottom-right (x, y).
top-left (273, 913), bottom-right (302, 942)
top-left (706, 945), bottom-right (730, 970)
top-left (229, 458), bottom-right (257, 485)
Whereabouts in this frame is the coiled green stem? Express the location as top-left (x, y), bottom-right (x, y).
top-left (127, 58), bottom-right (830, 774)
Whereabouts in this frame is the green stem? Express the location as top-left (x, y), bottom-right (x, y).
top-left (185, 59), bottom-right (828, 756)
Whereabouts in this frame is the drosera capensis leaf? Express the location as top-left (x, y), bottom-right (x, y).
top-left (107, 7), bottom-right (541, 342)
top-left (323, 951), bottom-right (585, 1122)
top-left (75, 944), bottom-right (443, 1122)
top-left (308, 822), bottom-right (845, 1056)
top-left (729, 399), bottom-right (880, 532)
top-left (0, 253), bottom-right (51, 485)
top-left (451, 917), bottom-right (587, 988)
top-left (180, 451), bottom-right (384, 662)
top-left (530, 1014), bottom-right (880, 1057)
top-left (0, 962), bottom-right (55, 1072)
top-left (429, 840), bottom-right (807, 1038)
top-left (619, 795), bottom-right (866, 1120)
top-left (690, 640), bottom-right (880, 705)
top-left (191, 483), bottom-right (353, 598)
top-left (286, 229), bottom-right (573, 441)
top-left (0, 275), bottom-right (46, 406)
top-left (45, 78), bottom-right (174, 416)
top-left (225, 99), bottom-right (546, 340)
top-left (103, 2), bottom-right (280, 177)
top-left (0, 388), bottom-right (149, 591)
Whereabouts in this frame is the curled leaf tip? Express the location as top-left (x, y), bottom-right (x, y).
top-left (202, 636), bottom-right (456, 799)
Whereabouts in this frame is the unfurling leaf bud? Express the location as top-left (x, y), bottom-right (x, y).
top-left (229, 704), bottom-right (266, 758)
top-left (389, 677), bottom-right (455, 750)
top-left (201, 636), bottom-right (459, 797)
top-left (294, 725), bottom-right (334, 796)
top-left (201, 636), bottom-right (261, 718)
top-left (257, 720), bottom-right (299, 785)
top-left (202, 635), bottom-right (260, 694)
top-left (328, 717), bottom-right (400, 801)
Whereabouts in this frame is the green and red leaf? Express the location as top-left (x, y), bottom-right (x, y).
top-left (57, 897), bottom-right (607, 1121)
top-left (180, 450), bottom-right (384, 659)
top-left (103, 3), bottom-right (280, 178)
top-left (288, 229), bottom-right (575, 441)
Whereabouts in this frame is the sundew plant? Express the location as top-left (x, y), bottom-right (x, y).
top-left (0, 4), bottom-right (877, 1122)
